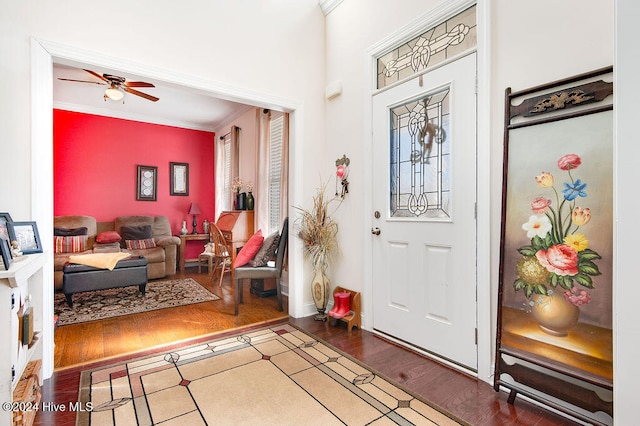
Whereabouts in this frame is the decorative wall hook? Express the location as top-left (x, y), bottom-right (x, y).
top-left (335, 154), bottom-right (350, 198)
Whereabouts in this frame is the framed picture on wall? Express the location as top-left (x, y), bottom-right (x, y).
top-left (170, 162), bottom-right (189, 196)
top-left (0, 212), bottom-right (12, 223)
top-left (137, 165), bottom-right (158, 201)
top-left (8, 221), bottom-right (43, 254)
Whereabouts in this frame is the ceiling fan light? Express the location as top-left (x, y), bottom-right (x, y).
top-left (105, 87), bottom-right (124, 101)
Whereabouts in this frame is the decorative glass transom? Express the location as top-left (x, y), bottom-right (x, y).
top-left (390, 87), bottom-right (450, 218)
top-left (377, 6), bottom-right (476, 89)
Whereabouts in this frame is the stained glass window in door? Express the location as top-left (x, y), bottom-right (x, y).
top-left (390, 86), bottom-right (450, 218)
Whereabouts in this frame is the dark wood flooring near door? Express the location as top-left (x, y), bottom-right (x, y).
top-left (290, 316), bottom-right (579, 426)
top-left (37, 269), bottom-right (578, 425)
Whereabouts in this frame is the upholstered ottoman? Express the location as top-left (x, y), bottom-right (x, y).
top-left (62, 256), bottom-right (148, 307)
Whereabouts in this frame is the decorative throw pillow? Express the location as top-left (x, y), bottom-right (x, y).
top-left (249, 231), bottom-right (280, 267)
top-left (120, 225), bottom-right (152, 240)
top-left (234, 230), bottom-right (264, 267)
top-left (125, 238), bottom-right (157, 250)
top-left (54, 235), bottom-right (88, 253)
top-left (54, 227), bottom-right (88, 236)
top-left (96, 231), bottom-right (121, 244)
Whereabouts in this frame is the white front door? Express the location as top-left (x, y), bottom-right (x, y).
top-left (372, 53), bottom-right (477, 370)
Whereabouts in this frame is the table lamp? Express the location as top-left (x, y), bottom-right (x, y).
top-left (188, 202), bottom-right (201, 234)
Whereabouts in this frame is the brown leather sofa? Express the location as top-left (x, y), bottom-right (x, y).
top-left (53, 215), bottom-right (180, 291)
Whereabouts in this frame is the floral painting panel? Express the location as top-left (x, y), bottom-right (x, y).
top-left (503, 110), bottom-right (613, 330)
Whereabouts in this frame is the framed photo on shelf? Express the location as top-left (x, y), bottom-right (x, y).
top-left (170, 162), bottom-right (189, 196)
top-left (137, 165), bottom-right (158, 201)
top-left (0, 237), bottom-right (12, 270)
top-left (8, 221), bottom-right (42, 254)
top-left (0, 217), bottom-right (9, 241)
top-left (0, 212), bottom-right (12, 223)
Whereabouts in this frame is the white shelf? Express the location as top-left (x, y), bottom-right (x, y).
top-left (0, 254), bottom-right (44, 285)
top-left (0, 253), bottom-right (47, 425)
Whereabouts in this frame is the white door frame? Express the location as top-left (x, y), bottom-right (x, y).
top-left (30, 38), bottom-right (307, 380)
top-left (363, 0), bottom-right (493, 383)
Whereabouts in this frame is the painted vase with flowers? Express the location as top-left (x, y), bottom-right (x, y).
top-left (514, 153), bottom-right (602, 336)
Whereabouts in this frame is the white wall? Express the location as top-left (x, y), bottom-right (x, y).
top-left (0, 0), bottom-right (325, 219)
top-left (614, 1), bottom-right (640, 423)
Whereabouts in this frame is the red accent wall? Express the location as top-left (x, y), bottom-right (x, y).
top-left (54, 110), bottom-right (215, 258)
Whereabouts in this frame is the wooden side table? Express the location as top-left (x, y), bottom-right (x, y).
top-left (178, 233), bottom-right (210, 271)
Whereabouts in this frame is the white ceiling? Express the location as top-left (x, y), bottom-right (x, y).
top-left (53, 63), bottom-right (253, 132)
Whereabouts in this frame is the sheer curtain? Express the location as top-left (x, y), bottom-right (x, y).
top-left (214, 134), bottom-right (227, 219)
top-left (214, 126), bottom-right (240, 219)
top-left (230, 125), bottom-right (240, 196)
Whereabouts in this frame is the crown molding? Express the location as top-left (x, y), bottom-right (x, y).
top-left (53, 101), bottom-right (221, 132)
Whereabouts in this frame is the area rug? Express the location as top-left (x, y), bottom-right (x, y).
top-left (54, 278), bottom-right (220, 326)
top-left (76, 323), bottom-right (468, 425)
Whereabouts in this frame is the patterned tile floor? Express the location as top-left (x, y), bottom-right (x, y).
top-left (78, 324), bottom-right (465, 425)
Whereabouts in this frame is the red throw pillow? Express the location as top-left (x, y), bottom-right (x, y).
top-left (54, 235), bottom-right (88, 254)
top-left (234, 230), bottom-right (264, 267)
top-left (96, 231), bottom-right (122, 244)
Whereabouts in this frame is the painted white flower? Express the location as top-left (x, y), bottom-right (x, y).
top-left (522, 215), bottom-right (552, 239)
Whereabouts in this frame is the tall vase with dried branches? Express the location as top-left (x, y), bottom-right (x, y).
top-left (296, 181), bottom-right (341, 321)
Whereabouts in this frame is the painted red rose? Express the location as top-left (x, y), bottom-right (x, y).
top-left (557, 154), bottom-right (582, 171)
top-left (535, 244), bottom-right (579, 276)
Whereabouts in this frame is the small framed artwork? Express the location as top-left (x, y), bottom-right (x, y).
top-left (170, 162), bottom-right (189, 196)
top-left (8, 221), bottom-right (42, 254)
top-left (137, 165), bottom-right (158, 201)
top-left (0, 212), bottom-right (12, 223)
top-left (0, 237), bottom-right (12, 270)
top-left (0, 217), bottom-right (9, 241)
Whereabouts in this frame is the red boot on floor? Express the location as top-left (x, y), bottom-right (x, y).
top-left (328, 292), bottom-right (341, 317)
top-left (331, 291), bottom-right (351, 319)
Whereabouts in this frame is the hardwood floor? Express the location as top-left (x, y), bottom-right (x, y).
top-left (37, 269), bottom-right (579, 425)
top-left (53, 268), bottom-right (287, 369)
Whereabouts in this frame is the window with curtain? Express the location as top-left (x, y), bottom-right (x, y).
top-left (215, 126), bottom-right (239, 215)
top-left (222, 133), bottom-right (232, 211)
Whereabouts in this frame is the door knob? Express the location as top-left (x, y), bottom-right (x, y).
top-left (371, 227), bottom-right (381, 235)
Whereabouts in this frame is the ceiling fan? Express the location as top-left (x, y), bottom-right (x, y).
top-left (58, 69), bottom-right (159, 102)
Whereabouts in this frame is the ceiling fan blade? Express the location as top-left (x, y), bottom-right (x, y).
top-left (58, 78), bottom-right (105, 85)
top-left (123, 87), bottom-right (159, 102)
top-left (124, 81), bottom-right (155, 88)
top-left (83, 69), bottom-right (109, 82)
